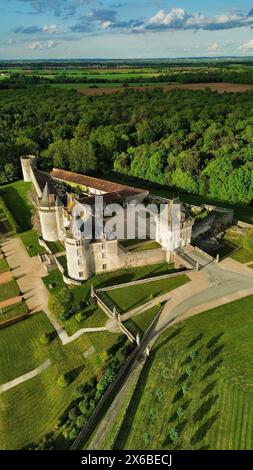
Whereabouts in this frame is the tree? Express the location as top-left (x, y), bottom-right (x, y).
top-left (58, 373), bottom-right (72, 388)
top-left (169, 428), bottom-right (179, 444)
top-left (155, 387), bottom-right (165, 401)
top-left (39, 332), bottom-right (51, 345)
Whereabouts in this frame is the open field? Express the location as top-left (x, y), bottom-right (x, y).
top-left (102, 274), bottom-right (189, 314)
top-left (114, 294), bottom-right (253, 450)
top-left (76, 82), bottom-right (253, 96)
top-left (0, 312), bottom-right (123, 449)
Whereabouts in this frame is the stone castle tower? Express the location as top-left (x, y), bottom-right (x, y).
top-left (39, 183), bottom-right (63, 242)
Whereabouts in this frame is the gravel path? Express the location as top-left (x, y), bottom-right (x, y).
top-left (0, 359), bottom-right (51, 394)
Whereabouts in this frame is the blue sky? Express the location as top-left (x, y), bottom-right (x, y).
top-left (1, 1), bottom-right (253, 58)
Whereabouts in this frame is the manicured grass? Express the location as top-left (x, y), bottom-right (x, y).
top-left (46, 241), bottom-right (65, 254)
top-left (0, 312), bottom-right (122, 449)
top-left (103, 274), bottom-right (189, 313)
top-left (119, 239), bottom-right (149, 248)
top-left (115, 295), bottom-right (253, 450)
top-left (0, 280), bottom-right (20, 302)
top-left (124, 305), bottom-right (161, 338)
top-left (20, 230), bottom-right (46, 257)
top-left (131, 241), bottom-right (161, 252)
top-left (0, 181), bottom-right (33, 232)
top-left (57, 255), bottom-right (68, 274)
top-left (43, 268), bottom-right (65, 294)
top-left (43, 262), bottom-right (178, 305)
top-left (231, 249), bottom-right (253, 264)
top-left (0, 258), bottom-right (10, 273)
top-left (63, 305), bottom-right (108, 336)
top-left (0, 195), bottom-right (18, 236)
top-left (0, 301), bottom-right (29, 324)
top-left (223, 230), bottom-right (253, 264)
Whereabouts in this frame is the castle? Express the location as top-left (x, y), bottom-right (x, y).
top-left (21, 155), bottom-right (194, 283)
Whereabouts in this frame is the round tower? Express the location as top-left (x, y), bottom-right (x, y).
top-left (65, 218), bottom-right (93, 281)
top-left (20, 155), bottom-right (37, 182)
top-left (39, 183), bottom-right (59, 242)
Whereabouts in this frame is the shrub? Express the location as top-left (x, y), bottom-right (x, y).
top-left (75, 311), bottom-right (85, 323)
top-left (78, 397), bottom-right (89, 415)
top-left (68, 407), bottom-right (79, 421)
top-left (77, 415), bottom-right (87, 429)
top-left (68, 427), bottom-right (79, 441)
top-left (39, 332), bottom-right (51, 345)
top-left (58, 373), bottom-right (72, 388)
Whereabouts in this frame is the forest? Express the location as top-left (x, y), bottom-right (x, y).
top-left (1, 85), bottom-right (253, 205)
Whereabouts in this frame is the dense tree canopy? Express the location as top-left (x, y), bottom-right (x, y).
top-left (1, 85), bottom-right (253, 204)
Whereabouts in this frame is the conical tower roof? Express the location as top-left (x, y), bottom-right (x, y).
top-left (40, 183), bottom-right (50, 207)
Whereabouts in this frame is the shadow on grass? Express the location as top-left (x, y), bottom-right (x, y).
top-left (193, 394), bottom-right (219, 423)
top-left (187, 333), bottom-right (204, 349)
top-left (190, 412), bottom-right (219, 445)
top-left (1, 186), bottom-right (32, 232)
top-left (200, 380), bottom-right (218, 399)
top-left (206, 344), bottom-right (224, 363)
top-left (70, 365), bottom-right (86, 382)
top-left (154, 327), bottom-right (184, 355)
top-left (206, 332), bottom-right (224, 350)
top-left (202, 359), bottom-right (223, 381)
top-left (168, 399), bottom-right (192, 423)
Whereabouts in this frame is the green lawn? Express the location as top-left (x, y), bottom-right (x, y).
top-left (57, 255), bottom-right (68, 274)
top-left (43, 268), bottom-right (65, 294)
top-left (43, 262), bottom-right (179, 306)
top-left (46, 241), bottom-right (65, 254)
top-left (0, 301), bottom-right (28, 324)
top-left (124, 305), bottom-right (161, 338)
top-left (223, 230), bottom-right (253, 264)
top-left (20, 230), bottom-right (46, 257)
top-left (131, 241), bottom-right (161, 252)
top-left (114, 295), bottom-right (253, 450)
top-left (0, 279), bottom-right (20, 302)
top-left (0, 258), bottom-right (10, 273)
top-left (0, 312), bottom-right (122, 449)
top-left (102, 274), bottom-right (189, 313)
top-left (0, 195), bottom-right (18, 236)
top-left (63, 305), bottom-right (108, 336)
top-left (0, 181), bottom-right (33, 232)
top-left (231, 249), bottom-right (253, 264)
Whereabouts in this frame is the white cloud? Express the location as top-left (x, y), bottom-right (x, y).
top-left (42, 24), bottom-right (59, 34)
top-left (208, 42), bottom-right (220, 52)
top-left (239, 39), bottom-right (253, 50)
top-left (147, 7), bottom-right (253, 32)
top-left (101, 21), bottom-right (112, 30)
top-left (26, 39), bottom-right (58, 50)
